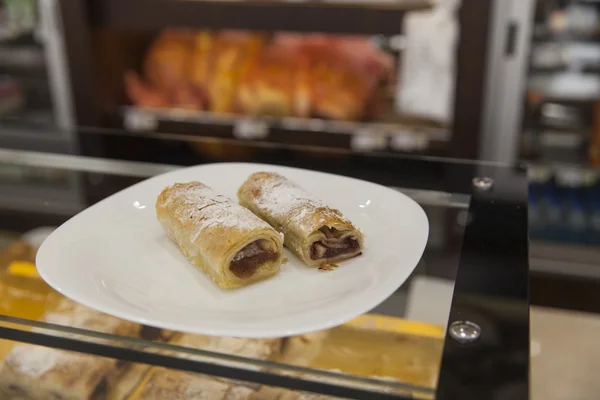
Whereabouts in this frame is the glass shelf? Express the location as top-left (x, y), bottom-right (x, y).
top-left (0, 150), bottom-right (529, 399)
top-left (115, 106), bottom-right (450, 153)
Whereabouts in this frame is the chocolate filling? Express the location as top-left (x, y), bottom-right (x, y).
top-left (8, 385), bottom-right (26, 395)
top-left (90, 378), bottom-right (108, 400)
top-left (230, 241), bottom-right (277, 279)
top-left (310, 237), bottom-right (360, 260)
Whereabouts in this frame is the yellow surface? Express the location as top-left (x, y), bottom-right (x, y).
top-left (305, 327), bottom-right (441, 386)
top-left (347, 314), bottom-right (445, 339)
top-left (0, 273), bottom-right (59, 321)
top-left (0, 340), bottom-right (14, 360)
top-left (0, 239), bottom-right (59, 321)
top-left (8, 261), bottom-right (40, 278)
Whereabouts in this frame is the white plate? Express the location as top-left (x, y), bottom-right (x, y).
top-left (37, 163), bottom-right (429, 338)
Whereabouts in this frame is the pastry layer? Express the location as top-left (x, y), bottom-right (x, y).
top-left (0, 298), bottom-right (140, 400)
top-left (130, 334), bottom-right (283, 400)
top-left (156, 181), bottom-right (284, 288)
top-left (237, 172), bottom-right (364, 266)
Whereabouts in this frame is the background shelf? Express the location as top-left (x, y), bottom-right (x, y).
top-left (530, 65), bottom-right (600, 74)
top-left (88, 0), bottom-right (433, 35)
top-left (533, 31), bottom-right (600, 43)
top-left (106, 106), bottom-right (451, 153)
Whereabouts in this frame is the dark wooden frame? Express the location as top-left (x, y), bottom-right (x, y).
top-left (451, 0), bottom-right (493, 159)
top-left (60, 0), bottom-right (493, 160)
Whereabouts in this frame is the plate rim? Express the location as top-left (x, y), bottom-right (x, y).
top-left (36, 162), bottom-right (429, 338)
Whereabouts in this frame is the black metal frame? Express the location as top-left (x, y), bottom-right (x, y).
top-left (0, 156), bottom-right (530, 399)
top-left (59, 0), bottom-right (493, 160)
top-left (437, 165), bottom-right (530, 400)
top-left (0, 326), bottom-right (413, 400)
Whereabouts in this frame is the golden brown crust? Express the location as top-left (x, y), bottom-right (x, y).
top-left (135, 369), bottom-right (233, 400)
top-left (238, 172), bottom-right (364, 267)
top-left (106, 329), bottom-right (179, 400)
top-left (105, 362), bottom-right (154, 400)
top-left (236, 46), bottom-right (310, 118)
top-left (133, 334), bottom-right (283, 400)
top-left (144, 29), bottom-right (195, 93)
top-left (305, 47), bottom-right (373, 121)
top-left (156, 181), bottom-right (284, 288)
top-left (190, 31), bottom-right (264, 114)
top-left (173, 334), bottom-right (282, 364)
top-left (250, 386), bottom-right (342, 400)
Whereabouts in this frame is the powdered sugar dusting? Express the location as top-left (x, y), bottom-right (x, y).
top-left (7, 344), bottom-right (69, 378)
top-left (5, 301), bottom-right (125, 378)
top-left (159, 182), bottom-right (273, 242)
top-left (249, 173), bottom-right (349, 231)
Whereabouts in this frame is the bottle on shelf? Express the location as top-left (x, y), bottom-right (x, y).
top-left (590, 100), bottom-right (600, 167)
top-left (556, 168), bottom-right (592, 244)
top-left (586, 172), bottom-right (600, 244)
top-left (528, 166), bottom-right (551, 239)
top-left (540, 172), bottom-right (564, 242)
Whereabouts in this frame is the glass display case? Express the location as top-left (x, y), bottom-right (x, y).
top-left (0, 149), bottom-right (529, 399)
top-left (52, 0), bottom-right (496, 160)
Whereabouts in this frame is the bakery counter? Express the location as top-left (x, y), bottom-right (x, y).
top-left (0, 151), bottom-right (529, 399)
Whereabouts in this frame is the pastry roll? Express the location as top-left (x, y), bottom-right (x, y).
top-left (0, 298), bottom-right (140, 400)
top-left (132, 368), bottom-right (257, 400)
top-left (130, 334), bottom-right (282, 400)
top-left (134, 369), bottom-right (339, 400)
top-left (174, 333), bottom-right (282, 364)
top-left (238, 172), bottom-right (364, 267)
top-left (106, 329), bottom-right (178, 400)
top-left (190, 31), bottom-right (264, 114)
top-left (107, 362), bottom-right (155, 400)
top-left (251, 386), bottom-right (343, 400)
top-left (144, 29), bottom-right (195, 93)
top-left (303, 44), bottom-right (372, 121)
top-left (236, 46), bottom-right (310, 118)
top-left (156, 182), bottom-right (284, 289)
